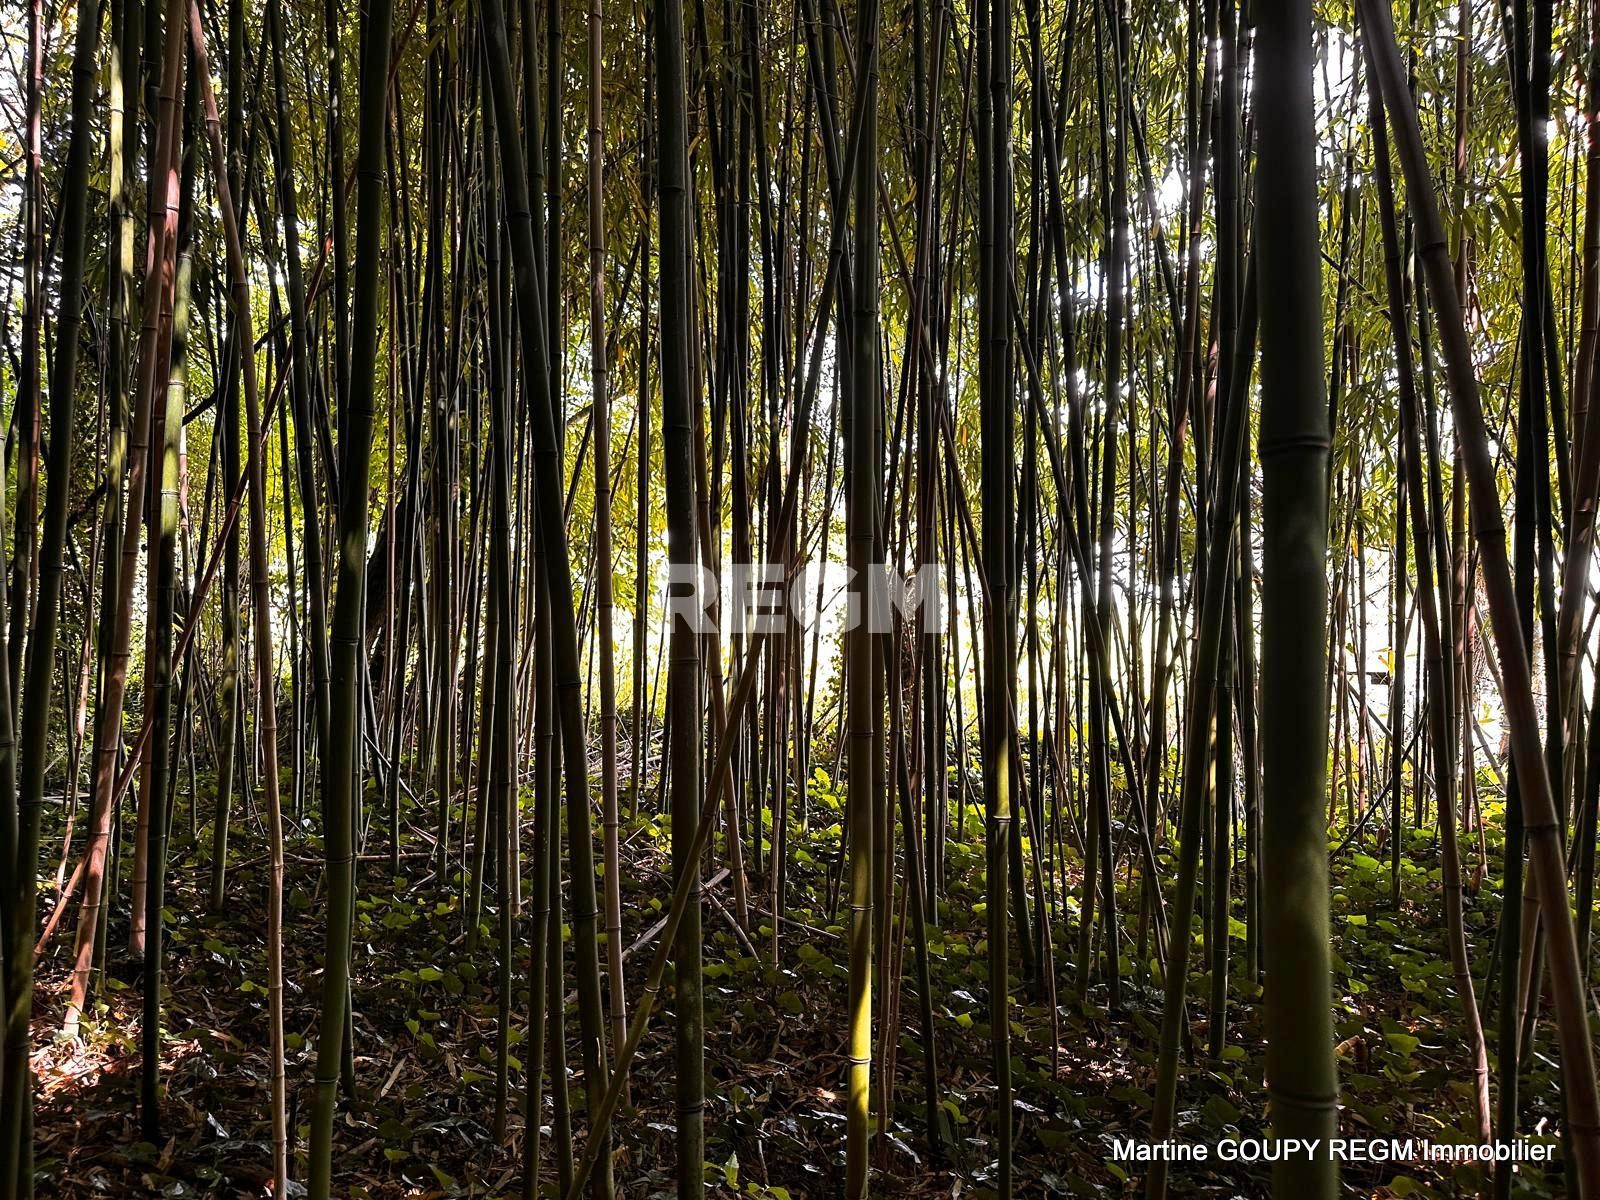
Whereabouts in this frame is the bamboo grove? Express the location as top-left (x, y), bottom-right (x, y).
top-left (2, 0), bottom-right (1600, 1195)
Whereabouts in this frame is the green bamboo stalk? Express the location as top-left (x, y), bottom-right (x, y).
top-left (305, 0), bottom-right (396, 1183)
top-left (845, 0), bottom-right (880, 1186)
top-left (1255, 3), bottom-right (1340, 1194)
top-left (0, 0), bottom-right (108, 1186)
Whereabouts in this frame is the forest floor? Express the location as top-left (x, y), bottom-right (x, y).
top-left (23, 771), bottom-right (1571, 1198)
